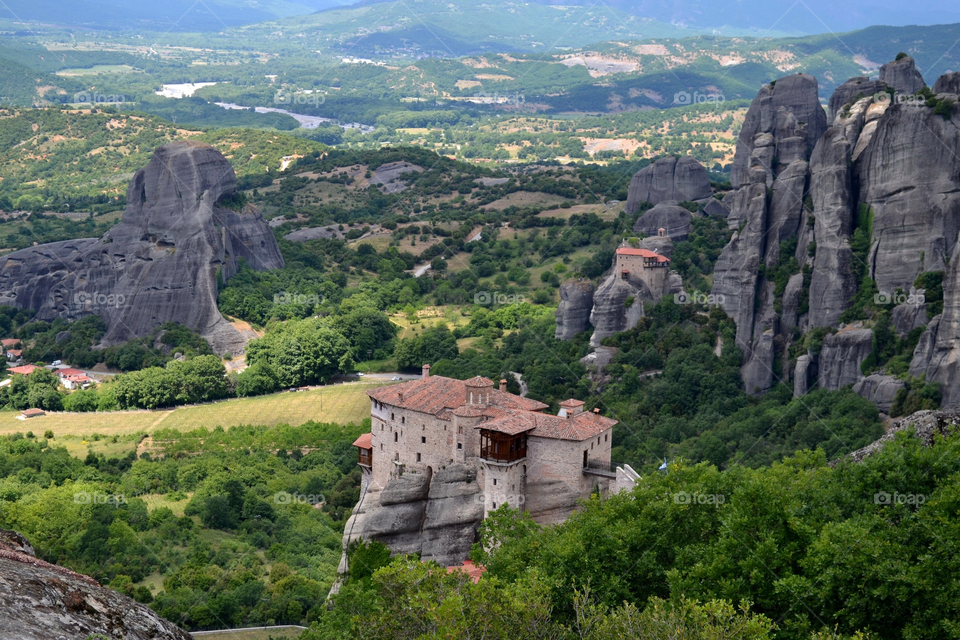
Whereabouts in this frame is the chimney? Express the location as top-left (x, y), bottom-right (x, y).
top-left (593, 408), bottom-right (600, 419)
top-left (499, 379), bottom-right (507, 392)
top-left (422, 364), bottom-right (431, 379)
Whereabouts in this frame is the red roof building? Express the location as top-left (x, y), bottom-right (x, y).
top-left (8, 365), bottom-right (38, 376)
top-left (445, 560), bottom-right (487, 583)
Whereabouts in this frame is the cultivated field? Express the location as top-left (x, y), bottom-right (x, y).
top-left (0, 383), bottom-right (380, 456)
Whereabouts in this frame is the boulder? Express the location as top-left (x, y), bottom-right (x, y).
top-left (731, 74), bottom-right (827, 188)
top-left (702, 197), bottom-right (730, 218)
top-left (632, 202), bottom-right (692, 240)
top-left (0, 142), bottom-right (284, 355)
top-left (625, 156), bottom-right (711, 213)
top-left (934, 71), bottom-right (960, 95)
top-left (555, 280), bottom-right (595, 340)
top-left (639, 234), bottom-right (674, 259)
top-left (879, 56), bottom-right (926, 95)
top-left (0, 529), bottom-right (190, 640)
top-left (839, 408), bottom-right (960, 464)
top-left (818, 328), bottom-right (873, 390)
top-left (853, 374), bottom-right (905, 413)
top-left (794, 354), bottom-right (815, 397)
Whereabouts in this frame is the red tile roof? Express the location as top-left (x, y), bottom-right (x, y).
top-left (6, 350), bottom-right (21, 357)
top-left (478, 408), bottom-right (617, 441)
top-left (21, 408), bottom-right (45, 417)
top-left (8, 365), bottom-right (38, 375)
top-left (353, 433), bottom-right (373, 449)
top-left (1, 339), bottom-right (20, 347)
top-left (616, 247), bottom-right (670, 262)
top-left (445, 560), bottom-right (486, 583)
top-left (464, 376), bottom-right (494, 387)
top-left (559, 398), bottom-right (585, 408)
top-left (55, 368), bottom-right (85, 378)
top-left (368, 375), bottom-right (548, 417)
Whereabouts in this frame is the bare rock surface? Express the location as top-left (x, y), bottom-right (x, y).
top-left (828, 76), bottom-right (888, 122)
top-left (632, 202), bottom-right (692, 240)
top-left (0, 142), bottom-right (283, 355)
top-left (853, 374), bottom-right (905, 413)
top-left (625, 156), bottom-right (710, 214)
top-left (0, 528), bottom-right (190, 640)
top-left (818, 327), bottom-right (873, 390)
top-left (343, 464), bottom-right (484, 567)
top-left (879, 56), bottom-right (926, 95)
top-left (839, 409), bottom-right (960, 464)
top-left (589, 275), bottom-right (651, 348)
top-left (555, 280), bottom-right (595, 340)
top-left (934, 71), bottom-right (960, 95)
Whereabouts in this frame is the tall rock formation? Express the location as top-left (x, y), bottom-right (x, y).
top-left (632, 202), bottom-right (692, 240)
top-left (712, 59), bottom-right (960, 408)
top-left (0, 528), bottom-right (190, 640)
top-left (730, 74), bottom-right (827, 189)
top-left (555, 280), bottom-right (595, 340)
top-left (625, 156), bottom-right (711, 214)
top-left (934, 71), bottom-right (960, 95)
top-left (0, 142), bottom-right (284, 354)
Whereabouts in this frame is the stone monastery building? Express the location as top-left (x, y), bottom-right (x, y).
top-left (353, 365), bottom-right (620, 523)
top-left (615, 243), bottom-right (670, 299)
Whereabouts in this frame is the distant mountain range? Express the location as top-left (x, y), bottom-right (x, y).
top-left (5, 0), bottom-right (960, 35)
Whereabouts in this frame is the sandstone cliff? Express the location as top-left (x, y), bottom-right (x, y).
top-left (0, 142), bottom-right (283, 355)
top-left (0, 528), bottom-right (190, 640)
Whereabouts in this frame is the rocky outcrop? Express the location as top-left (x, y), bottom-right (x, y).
top-left (934, 71), bottom-right (960, 95)
top-left (853, 374), bottom-right (905, 413)
top-left (343, 464), bottom-right (484, 567)
top-left (892, 295), bottom-right (929, 338)
top-left (731, 74), bottom-right (827, 188)
top-left (625, 156), bottom-right (711, 213)
top-left (817, 328), bottom-right (873, 390)
top-left (828, 76), bottom-right (888, 122)
top-left (632, 202), bottom-right (692, 240)
top-left (794, 354), bottom-right (815, 397)
top-left (0, 529), bottom-right (190, 640)
top-left (555, 280), bottom-right (595, 340)
top-left (839, 409), bottom-right (960, 464)
top-left (702, 197), bottom-right (729, 218)
top-left (639, 234), bottom-right (674, 259)
top-left (879, 56), bottom-right (926, 95)
top-left (589, 275), bottom-right (651, 347)
top-left (0, 142), bottom-right (283, 355)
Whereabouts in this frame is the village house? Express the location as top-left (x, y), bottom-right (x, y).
top-left (353, 364), bottom-right (621, 524)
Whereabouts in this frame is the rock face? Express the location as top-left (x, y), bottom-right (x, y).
top-left (0, 142), bottom-right (283, 355)
top-left (342, 464), bottom-right (484, 567)
top-left (589, 275), bottom-right (651, 347)
top-left (710, 62), bottom-right (960, 412)
top-left (633, 202), bottom-right (692, 240)
top-left (839, 409), bottom-right (960, 464)
top-left (731, 74), bottom-right (827, 188)
top-left (818, 328), bottom-right (874, 390)
top-left (853, 374), bottom-right (905, 413)
top-left (879, 56), bottom-right (926, 95)
top-left (934, 71), bottom-right (960, 95)
top-left (0, 528), bottom-right (190, 640)
top-left (625, 156), bottom-right (711, 213)
top-left (828, 76), bottom-right (888, 121)
top-left (555, 280), bottom-right (595, 340)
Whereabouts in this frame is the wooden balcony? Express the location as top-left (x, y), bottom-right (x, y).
top-left (480, 430), bottom-right (527, 464)
top-left (358, 448), bottom-right (372, 468)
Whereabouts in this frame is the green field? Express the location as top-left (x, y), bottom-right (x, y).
top-left (191, 627), bottom-right (306, 639)
top-left (0, 382), bottom-right (381, 456)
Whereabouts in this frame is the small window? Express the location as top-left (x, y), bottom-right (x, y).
top-left (457, 443), bottom-right (463, 450)
top-left (381, 424), bottom-right (384, 431)
top-left (492, 502), bottom-right (497, 509)
top-left (605, 434), bottom-right (608, 442)
top-left (421, 436), bottom-right (426, 444)
top-left (394, 432), bottom-right (398, 442)
top-left (493, 478), bottom-right (497, 486)
top-left (391, 413), bottom-right (394, 420)
top-left (401, 417), bottom-right (405, 424)
top-left (416, 453), bottom-right (421, 462)
top-left (597, 436), bottom-right (601, 445)
top-left (380, 444), bottom-right (383, 451)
